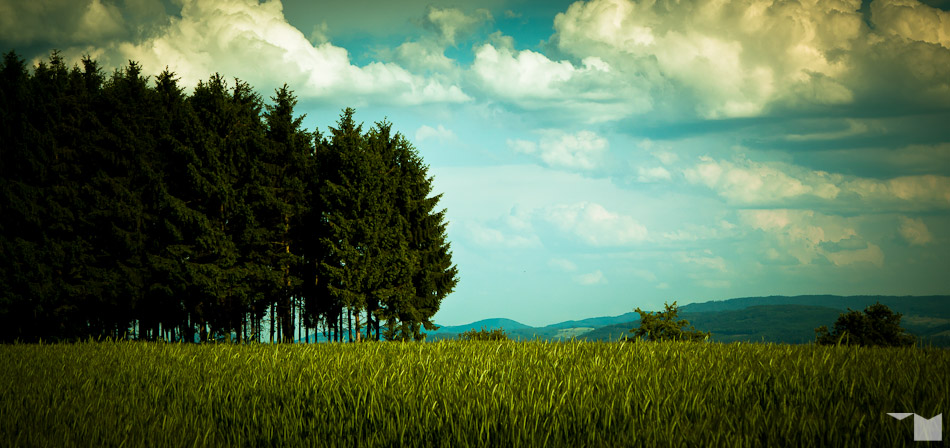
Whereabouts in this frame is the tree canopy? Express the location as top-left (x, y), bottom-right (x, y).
top-left (814, 302), bottom-right (915, 347)
top-left (629, 301), bottom-right (710, 342)
top-left (0, 50), bottom-right (458, 343)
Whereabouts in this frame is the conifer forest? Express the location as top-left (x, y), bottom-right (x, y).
top-left (0, 51), bottom-right (459, 344)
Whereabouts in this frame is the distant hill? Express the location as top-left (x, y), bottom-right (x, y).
top-left (299, 295), bottom-right (949, 345)
top-left (678, 295), bottom-right (950, 318)
top-left (542, 312), bottom-right (641, 330)
top-left (431, 318), bottom-right (532, 334)
top-left (582, 304), bottom-right (844, 344)
top-left (424, 295), bottom-right (950, 346)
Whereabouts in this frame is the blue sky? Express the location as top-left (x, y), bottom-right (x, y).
top-left (3, 0), bottom-right (949, 326)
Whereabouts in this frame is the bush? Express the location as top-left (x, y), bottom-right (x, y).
top-left (458, 326), bottom-right (509, 341)
top-left (815, 302), bottom-right (916, 347)
top-left (630, 301), bottom-right (710, 342)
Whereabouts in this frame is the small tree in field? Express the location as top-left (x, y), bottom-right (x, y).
top-left (630, 301), bottom-right (710, 342)
top-left (815, 302), bottom-right (915, 347)
top-left (458, 327), bottom-right (509, 341)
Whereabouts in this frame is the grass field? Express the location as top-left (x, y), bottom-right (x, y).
top-left (1, 340), bottom-right (947, 447)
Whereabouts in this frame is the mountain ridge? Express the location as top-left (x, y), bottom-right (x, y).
top-left (432, 294), bottom-right (950, 330)
top-left (424, 294), bottom-right (950, 345)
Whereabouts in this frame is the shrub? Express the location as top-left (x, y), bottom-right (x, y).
top-left (815, 302), bottom-right (916, 347)
top-left (630, 301), bottom-right (710, 342)
top-left (458, 326), bottom-right (509, 341)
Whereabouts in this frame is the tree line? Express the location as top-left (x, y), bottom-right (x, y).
top-left (626, 300), bottom-right (915, 347)
top-left (0, 50), bottom-right (458, 343)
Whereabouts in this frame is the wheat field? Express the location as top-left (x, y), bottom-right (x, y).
top-left (1, 340), bottom-right (946, 447)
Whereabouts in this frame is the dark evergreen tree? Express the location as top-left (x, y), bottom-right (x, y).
top-left (315, 108), bottom-right (371, 341)
top-left (396, 134), bottom-right (458, 340)
top-left (0, 50), bottom-right (55, 341)
top-left (79, 60), bottom-right (160, 339)
top-left (185, 74), bottom-right (265, 342)
top-left (143, 68), bottom-right (205, 342)
top-left (257, 85), bottom-right (312, 342)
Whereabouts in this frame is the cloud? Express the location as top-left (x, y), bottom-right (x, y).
top-left (551, 0), bottom-right (864, 118)
top-left (0, 0), bottom-right (126, 45)
top-left (508, 130), bottom-right (608, 170)
top-left (844, 175), bottom-right (950, 207)
top-left (639, 139), bottom-right (681, 165)
top-left (57, 0), bottom-right (471, 106)
top-left (677, 251), bottom-right (727, 272)
top-left (548, 258), bottom-right (578, 272)
top-left (549, 0), bottom-right (950, 120)
top-left (543, 202), bottom-right (648, 246)
top-left (636, 166), bottom-right (672, 182)
top-left (898, 216), bottom-right (933, 246)
top-left (821, 239), bottom-right (886, 267)
top-left (685, 153), bottom-right (950, 210)
top-left (739, 209), bottom-right (884, 267)
top-left (871, 0), bottom-right (950, 49)
top-left (465, 222), bottom-right (541, 248)
top-left (386, 7), bottom-right (492, 75)
top-left (308, 21), bottom-right (329, 44)
top-left (653, 151), bottom-right (680, 165)
top-left (471, 43), bottom-right (650, 122)
top-left (391, 40), bottom-right (456, 73)
top-left (472, 44), bottom-right (578, 98)
top-left (74, 0), bottom-right (125, 42)
top-left (813, 143), bottom-right (950, 177)
top-left (684, 155), bottom-right (841, 204)
top-left (420, 6), bottom-right (491, 46)
top-left (415, 124), bottom-right (457, 143)
top-left (575, 270), bottom-right (607, 285)
top-left (784, 119), bottom-right (880, 142)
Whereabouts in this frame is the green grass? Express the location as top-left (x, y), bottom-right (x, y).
top-left (1, 340), bottom-right (947, 447)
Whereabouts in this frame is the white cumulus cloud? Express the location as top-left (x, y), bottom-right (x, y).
top-left (509, 130), bottom-right (608, 171)
top-left (684, 156), bottom-right (841, 204)
top-left (552, 0), bottom-right (864, 118)
top-left (684, 153), bottom-right (950, 210)
top-left (872, 0), bottom-right (950, 49)
top-left (543, 202), bottom-right (648, 246)
top-left (548, 0), bottom-right (950, 119)
top-left (471, 43), bottom-right (649, 122)
top-left (82, 0), bottom-right (472, 105)
top-left (416, 124), bottom-right (457, 143)
top-left (637, 166), bottom-right (672, 182)
top-left (740, 209), bottom-right (884, 267)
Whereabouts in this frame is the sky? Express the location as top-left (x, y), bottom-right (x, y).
top-left (2, 0), bottom-right (949, 327)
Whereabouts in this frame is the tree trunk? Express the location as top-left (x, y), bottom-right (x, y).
top-left (354, 308), bottom-right (362, 342)
top-left (269, 302), bottom-right (275, 344)
top-left (368, 307), bottom-right (374, 341)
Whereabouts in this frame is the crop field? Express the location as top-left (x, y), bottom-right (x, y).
top-left (1, 340), bottom-right (947, 447)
